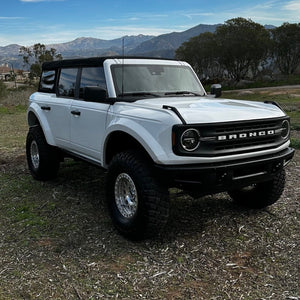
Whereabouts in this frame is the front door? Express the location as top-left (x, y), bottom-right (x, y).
top-left (69, 100), bottom-right (110, 164)
top-left (68, 66), bottom-right (109, 164)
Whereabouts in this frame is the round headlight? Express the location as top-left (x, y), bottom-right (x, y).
top-left (180, 129), bottom-right (200, 152)
top-left (281, 120), bottom-right (290, 139)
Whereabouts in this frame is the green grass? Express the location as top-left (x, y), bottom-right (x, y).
top-left (291, 138), bottom-right (300, 149)
top-left (204, 74), bottom-right (300, 91)
top-left (232, 74), bottom-right (300, 89)
top-left (0, 173), bottom-right (48, 239)
top-left (0, 110), bottom-right (27, 153)
top-left (287, 111), bottom-right (300, 127)
top-left (0, 105), bottom-right (27, 114)
top-left (223, 90), bottom-right (300, 103)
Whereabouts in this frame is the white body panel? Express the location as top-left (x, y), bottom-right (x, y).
top-left (135, 97), bottom-right (285, 124)
top-left (69, 99), bottom-right (110, 163)
top-left (28, 92), bottom-right (71, 148)
top-left (101, 100), bottom-right (288, 167)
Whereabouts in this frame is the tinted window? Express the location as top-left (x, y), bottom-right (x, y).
top-left (40, 70), bottom-right (56, 92)
top-left (79, 67), bottom-right (106, 98)
top-left (58, 68), bottom-right (78, 97)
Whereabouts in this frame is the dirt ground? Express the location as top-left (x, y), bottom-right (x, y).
top-left (0, 141), bottom-right (299, 299)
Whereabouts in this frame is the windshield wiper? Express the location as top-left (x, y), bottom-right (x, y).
top-left (164, 91), bottom-right (203, 96)
top-left (118, 92), bottom-right (160, 97)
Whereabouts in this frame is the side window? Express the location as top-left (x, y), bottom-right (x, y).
top-left (58, 68), bottom-right (78, 97)
top-left (79, 67), bottom-right (106, 99)
top-left (39, 70), bottom-right (56, 92)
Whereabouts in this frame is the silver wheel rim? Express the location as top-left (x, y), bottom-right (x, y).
top-left (114, 173), bottom-right (138, 218)
top-left (30, 140), bottom-right (40, 169)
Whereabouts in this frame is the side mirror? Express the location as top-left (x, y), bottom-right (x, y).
top-left (83, 86), bottom-right (107, 102)
top-left (210, 84), bottom-right (222, 98)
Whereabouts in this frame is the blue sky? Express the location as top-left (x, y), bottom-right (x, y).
top-left (1, 0), bottom-right (299, 46)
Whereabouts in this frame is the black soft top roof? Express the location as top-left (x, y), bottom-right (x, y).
top-left (42, 56), bottom-right (175, 70)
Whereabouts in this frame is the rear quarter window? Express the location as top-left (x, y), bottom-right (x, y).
top-left (39, 70), bottom-right (56, 92)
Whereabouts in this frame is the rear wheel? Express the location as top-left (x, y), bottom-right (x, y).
top-left (106, 150), bottom-right (169, 239)
top-left (26, 126), bottom-right (60, 180)
top-left (228, 169), bottom-right (286, 209)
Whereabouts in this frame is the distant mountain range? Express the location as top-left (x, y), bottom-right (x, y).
top-left (47, 34), bottom-right (156, 57)
top-left (0, 23), bottom-right (274, 70)
top-left (128, 24), bottom-right (220, 57)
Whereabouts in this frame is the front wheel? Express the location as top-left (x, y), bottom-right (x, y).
top-left (228, 169), bottom-right (286, 209)
top-left (106, 151), bottom-right (169, 240)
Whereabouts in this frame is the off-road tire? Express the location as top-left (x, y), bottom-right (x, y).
top-left (106, 150), bottom-right (169, 240)
top-left (228, 169), bottom-right (286, 209)
top-left (26, 126), bottom-right (60, 181)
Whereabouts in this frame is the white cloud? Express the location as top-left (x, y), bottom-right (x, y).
top-left (0, 25), bottom-right (180, 46)
top-left (0, 17), bottom-right (24, 19)
top-left (183, 12), bottom-right (215, 20)
top-left (208, 0), bottom-right (300, 25)
top-left (283, 0), bottom-right (300, 11)
top-left (58, 25), bottom-right (177, 41)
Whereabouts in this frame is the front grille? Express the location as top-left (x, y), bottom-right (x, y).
top-left (173, 117), bottom-right (289, 157)
top-left (215, 121), bottom-right (278, 133)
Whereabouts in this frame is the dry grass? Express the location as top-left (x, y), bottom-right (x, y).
top-left (0, 84), bottom-right (36, 106)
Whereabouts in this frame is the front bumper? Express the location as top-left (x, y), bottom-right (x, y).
top-left (154, 147), bottom-right (295, 194)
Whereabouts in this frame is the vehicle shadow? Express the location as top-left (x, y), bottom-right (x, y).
top-left (163, 190), bottom-right (265, 240)
top-left (48, 160), bottom-right (266, 247)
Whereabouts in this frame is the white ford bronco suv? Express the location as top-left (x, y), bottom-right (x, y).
top-left (26, 57), bottom-right (295, 239)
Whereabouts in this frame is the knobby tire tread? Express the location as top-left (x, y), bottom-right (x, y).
top-left (106, 150), bottom-right (169, 239)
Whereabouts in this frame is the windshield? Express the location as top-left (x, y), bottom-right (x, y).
top-left (111, 64), bottom-right (205, 97)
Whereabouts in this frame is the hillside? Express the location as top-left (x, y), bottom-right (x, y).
top-left (0, 23), bottom-right (223, 69)
top-left (47, 35), bottom-right (155, 57)
top-left (0, 23), bottom-right (273, 69)
top-left (129, 24), bottom-right (219, 57)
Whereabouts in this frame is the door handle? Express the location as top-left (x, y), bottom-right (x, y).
top-left (71, 110), bottom-right (81, 116)
top-left (41, 106), bottom-right (51, 111)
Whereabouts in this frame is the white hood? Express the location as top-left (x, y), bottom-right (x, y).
top-left (136, 97), bottom-right (286, 124)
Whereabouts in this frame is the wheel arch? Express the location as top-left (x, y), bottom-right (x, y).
top-left (27, 110), bottom-right (41, 127)
top-left (27, 106), bottom-right (55, 145)
top-left (104, 130), bottom-right (153, 167)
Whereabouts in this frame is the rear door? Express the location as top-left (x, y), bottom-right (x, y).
top-left (38, 68), bottom-right (76, 148)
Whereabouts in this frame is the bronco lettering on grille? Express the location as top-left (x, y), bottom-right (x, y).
top-left (217, 130), bottom-right (275, 141)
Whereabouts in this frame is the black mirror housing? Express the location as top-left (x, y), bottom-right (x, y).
top-left (83, 86), bottom-right (107, 102)
top-left (210, 84), bottom-right (222, 98)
